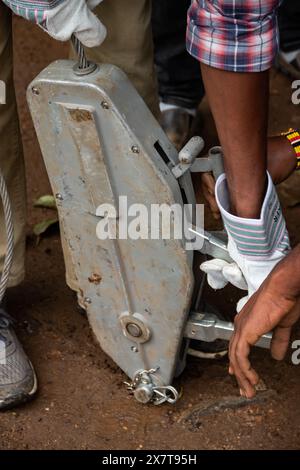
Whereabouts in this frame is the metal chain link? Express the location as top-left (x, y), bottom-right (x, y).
top-left (152, 385), bottom-right (179, 405)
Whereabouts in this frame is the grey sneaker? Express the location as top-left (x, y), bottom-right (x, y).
top-left (0, 309), bottom-right (37, 410)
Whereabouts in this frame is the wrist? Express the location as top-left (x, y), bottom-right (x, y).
top-left (268, 246), bottom-right (300, 300)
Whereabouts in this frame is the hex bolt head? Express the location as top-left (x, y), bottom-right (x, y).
top-left (101, 101), bottom-right (109, 109)
top-left (131, 346), bottom-right (138, 353)
top-left (55, 193), bottom-right (63, 201)
top-left (84, 297), bottom-right (92, 304)
top-left (131, 146), bottom-right (140, 154)
top-left (32, 87), bottom-right (40, 95)
top-left (126, 323), bottom-right (142, 338)
top-left (134, 385), bottom-right (153, 404)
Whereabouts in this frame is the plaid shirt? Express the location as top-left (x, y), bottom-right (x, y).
top-left (187, 0), bottom-right (282, 72)
top-left (2, 0), bottom-right (65, 22)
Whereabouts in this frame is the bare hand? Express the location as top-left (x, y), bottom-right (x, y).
top-left (229, 272), bottom-right (300, 398)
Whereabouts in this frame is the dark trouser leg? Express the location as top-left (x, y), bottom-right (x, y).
top-left (152, 0), bottom-right (204, 110)
top-left (279, 0), bottom-right (300, 52)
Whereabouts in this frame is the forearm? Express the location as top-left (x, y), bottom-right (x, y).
top-left (201, 64), bottom-right (268, 219)
top-left (187, 0), bottom-right (282, 218)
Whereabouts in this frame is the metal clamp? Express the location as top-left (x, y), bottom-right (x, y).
top-left (189, 146), bottom-right (224, 180)
top-left (185, 312), bottom-right (272, 350)
top-left (172, 141), bottom-right (224, 180)
top-left (124, 368), bottom-right (179, 405)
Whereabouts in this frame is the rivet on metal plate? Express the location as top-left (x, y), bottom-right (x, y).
top-left (131, 146), bottom-right (140, 154)
top-left (101, 101), bottom-right (109, 109)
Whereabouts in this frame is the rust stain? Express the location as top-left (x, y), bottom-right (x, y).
top-left (88, 273), bottom-right (102, 285)
top-left (69, 109), bottom-right (93, 122)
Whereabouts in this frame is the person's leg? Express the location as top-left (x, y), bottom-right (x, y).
top-left (152, 0), bottom-right (204, 111)
top-left (0, 3), bottom-right (26, 286)
top-left (279, 0), bottom-right (300, 53)
top-left (0, 2), bottom-right (37, 410)
top-left (277, 0), bottom-right (300, 79)
top-left (85, 0), bottom-right (159, 119)
top-left (152, 0), bottom-right (205, 150)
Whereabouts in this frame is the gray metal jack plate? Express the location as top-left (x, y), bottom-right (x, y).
top-left (27, 58), bottom-right (271, 405)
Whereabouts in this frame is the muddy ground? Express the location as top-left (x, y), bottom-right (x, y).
top-left (0, 16), bottom-right (300, 450)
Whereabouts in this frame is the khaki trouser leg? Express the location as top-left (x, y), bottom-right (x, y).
top-left (0, 3), bottom-right (26, 288)
top-left (64, 0), bottom-right (160, 294)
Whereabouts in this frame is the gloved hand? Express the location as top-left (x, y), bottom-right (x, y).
top-left (42, 0), bottom-right (107, 47)
top-left (3, 0), bottom-right (106, 47)
top-left (201, 172), bottom-right (291, 312)
top-left (200, 253), bottom-right (250, 312)
top-left (200, 258), bottom-right (247, 291)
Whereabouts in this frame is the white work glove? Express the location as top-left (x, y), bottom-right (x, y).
top-left (3, 0), bottom-right (106, 48)
top-left (200, 254), bottom-right (249, 312)
top-left (200, 258), bottom-right (247, 291)
top-left (43, 0), bottom-right (107, 47)
top-left (201, 172), bottom-right (291, 312)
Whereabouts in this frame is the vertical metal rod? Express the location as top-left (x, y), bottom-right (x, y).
top-left (71, 35), bottom-right (98, 76)
top-left (71, 35), bottom-right (89, 70)
top-left (0, 171), bottom-right (14, 303)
